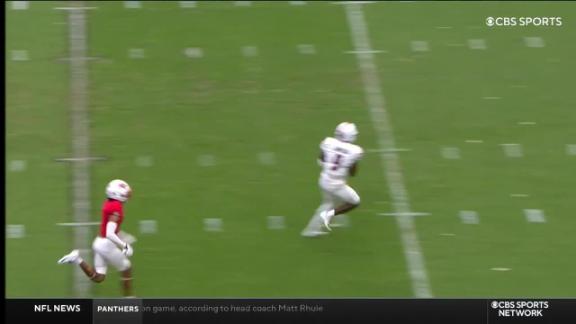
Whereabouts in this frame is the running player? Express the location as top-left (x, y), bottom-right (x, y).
top-left (58, 179), bottom-right (135, 297)
top-left (302, 122), bottom-right (363, 237)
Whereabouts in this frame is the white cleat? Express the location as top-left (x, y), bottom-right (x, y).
top-left (58, 249), bottom-right (80, 264)
top-left (319, 211), bottom-right (332, 231)
top-left (301, 230), bottom-right (330, 238)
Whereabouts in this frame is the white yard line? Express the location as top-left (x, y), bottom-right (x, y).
top-left (343, 3), bottom-right (433, 298)
top-left (345, 49), bottom-right (387, 54)
top-left (57, 222), bottom-right (100, 226)
top-left (379, 212), bottom-right (430, 217)
top-left (12, 1), bottom-right (29, 10)
top-left (367, 148), bottom-right (412, 153)
top-left (334, 1), bottom-right (376, 4)
top-left (66, 1), bottom-right (92, 298)
top-left (55, 156), bottom-right (106, 162)
top-left (54, 6), bottom-right (98, 10)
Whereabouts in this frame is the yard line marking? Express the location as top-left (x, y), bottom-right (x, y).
top-left (510, 193), bottom-right (530, 198)
top-left (345, 49), bottom-right (387, 54)
top-left (139, 220), bottom-right (158, 234)
top-left (524, 209), bottom-right (546, 223)
top-left (54, 6), bottom-right (97, 10)
top-left (258, 152), bottom-right (277, 166)
top-left (344, 2), bottom-right (432, 297)
top-left (184, 47), bottom-right (204, 58)
top-left (440, 233), bottom-right (456, 237)
top-left (11, 1), bottom-right (29, 10)
top-left (242, 45), bottom-right (259, 57)
top-left (517, 121), bottom-right (536, 126)
top-left (55, 156), bottom-right (107, 162)
top-left (58, 56), bottom-right (101, 62)
top-left (379, 212), bottom-right (430, 217)
top-left (491, 267), bottom-right (512, 271)
top-left (128, 48), bottom-right (145, 59)
top-left (6, 225), bottom-right (26, 239)
top-left (266, 88), bottom-right (288, 93)
top-left (197, 154), bottom-right (217, 167)
top-left (234, 1), bottom-right (252, 6)
top-left (482, 96), bottom-right (501, 100)
top-left (566, 144), bottom-right (576, 156)
top-left (123, 1), bottom-right (141, 9)
top-left (57, 222), bottom-right (100, 226)
top-left (135, 155), bottom-right (154, 167)
top-left (289, 1), bottom-right (307, 5)
top-left (66, 1), bottom-right (92, 297)
top-left (367, 148), bottom-right (412, 153)
top-left (267, 216), bottom-right (285, 230)
top-left (435, 26), bottom-right (452, 29)
top-left (11, 50), bottom-right (29, 61)
top-left (500, 143), bottom-right (524, 158)
top-left (459, 210), bottom-right (479, 224)
top-left (467, 39), bottom-right (487, 50)
top-left (524, 36), bottom-right (545, 48)
top-left (179, 1), bottom-right (196, 8)
top-left (204, 218), bottom-right (223, 232)
top-left (9, 160), bottom-right (27, 172)
top-left (441, 147), bottom-right (461, 159)
top-left (297, 44), bottom-right (317, 55)
top-left (465, 140), bottom-right (484, 144)
top-left (333, 1), bottom-right (376, 4)
top-left (410, 40), bottom-right (429, 52)
top-left (396, 57), bottom-right (416, 62)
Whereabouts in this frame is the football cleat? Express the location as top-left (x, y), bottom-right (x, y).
top-left (319, 210), bottom-right (332, 231)
top-left (58, 249), bottom-right (80, 264)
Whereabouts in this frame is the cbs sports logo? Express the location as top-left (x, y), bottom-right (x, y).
top-left (486, 16), bottom-right (563, 27)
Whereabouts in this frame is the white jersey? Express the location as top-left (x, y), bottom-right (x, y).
top-left (318, 137), bottom-right (363, 186)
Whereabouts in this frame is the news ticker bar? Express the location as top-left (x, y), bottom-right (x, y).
top-left (6, 299), bottom-right (576, 324)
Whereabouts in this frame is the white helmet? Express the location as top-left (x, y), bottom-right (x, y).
top-left (334, 122), bottom-right (358, 143)
top-left (106, 179), bottom-right (132, 202)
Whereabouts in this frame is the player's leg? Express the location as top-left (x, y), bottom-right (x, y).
top-left (320, 185), bottom-right (360, 230)
top-left (302, 189), bottom-right (334, 237)
top-left (105, 248), bottom-right (134, 297)
top-left (120, 267), bottom-right (134, 298)
top-left (58, 249), bottom-right (106, 283)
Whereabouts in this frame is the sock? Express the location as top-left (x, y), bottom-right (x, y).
top-left (326, 209), bottom-right (335, 218)
top-left (75, 257), bottom-right (83, 265)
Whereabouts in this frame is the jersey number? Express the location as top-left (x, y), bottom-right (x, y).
top-left (331, 154), bottom-right (342, 170)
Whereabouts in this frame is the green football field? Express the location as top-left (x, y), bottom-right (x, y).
top-left (6, 1), bottom-right (576, 298)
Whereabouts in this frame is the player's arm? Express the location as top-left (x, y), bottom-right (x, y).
top-left (105, 213), bottom-right (129, 248)
top-left (349, 149), bottom-right (363, 177)
top-left (317, 151), bottom-right (325, 166)
top-left (349, 162), bottom-right (359, 177)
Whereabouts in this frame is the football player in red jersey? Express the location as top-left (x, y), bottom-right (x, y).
top-left (58, 179), bottom-right (135, 297)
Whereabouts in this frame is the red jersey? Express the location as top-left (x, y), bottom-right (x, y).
top-left (99, 199), bottom-right (124, 238)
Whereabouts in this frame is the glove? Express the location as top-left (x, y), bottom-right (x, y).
top-left (122, 243), bottom-right (134, 257)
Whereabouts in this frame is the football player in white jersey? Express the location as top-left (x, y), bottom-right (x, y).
top-left (302, 122), bottom-right (364, 237)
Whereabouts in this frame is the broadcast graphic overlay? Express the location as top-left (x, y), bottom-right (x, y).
top-left (7, 299), bottom-right (576, 324)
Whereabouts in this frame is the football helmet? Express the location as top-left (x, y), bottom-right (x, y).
top-left (106, 179), bottom-right (132, 202)
top-left (334, 122), bottom-right (358, 143)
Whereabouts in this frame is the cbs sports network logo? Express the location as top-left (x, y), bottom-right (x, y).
top-left (486, 16), bottom-right (563, 27)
